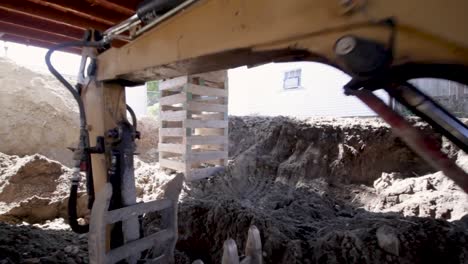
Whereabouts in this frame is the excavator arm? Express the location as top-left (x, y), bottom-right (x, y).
top-left (91, 0), bottom-right (468, 190)
top-left (96, 0), bottom-right (468, 82)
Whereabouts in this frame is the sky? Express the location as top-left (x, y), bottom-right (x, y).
top-left (0, 41), bottom-right (81, 76)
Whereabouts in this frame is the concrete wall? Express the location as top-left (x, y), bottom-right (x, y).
top-left (228, 62), bottom-right (388, 117)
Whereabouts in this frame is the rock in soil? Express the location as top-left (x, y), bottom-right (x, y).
top-left (1, 116), bottom-right (468, 264)
top-left (0, 153), bottom-right (87, 223)
top-left (0, 219), bottom-right (87, 264)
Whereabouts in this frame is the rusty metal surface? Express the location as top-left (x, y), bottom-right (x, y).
top-left (351, 88), bottom-right (468, 193)
top-left (0, 0), bottom-right (134, 51)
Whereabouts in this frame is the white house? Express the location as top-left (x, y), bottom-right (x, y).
top-left (228, 62), bottom-right (389, 117)
top-left (125, 86), bottom-right (148, 117)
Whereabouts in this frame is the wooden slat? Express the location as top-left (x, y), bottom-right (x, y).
top-left (193, 128), bottom-right (225, 136)
top-left (161, 89), bottom-right (183, 97)
top-left (185, 119), bottom-right (228, 128)
top-left (160, 152), bottom-right (183, 159)
top-left (160, 76), bottom-right (188, 91)
top-left (187, 101), bottom-right (228, 112)
top-left (160, 158), bottom-right (186, 171)
top-left (192, 145), bottom-right (225, 151)
top-left (191, 112), bottom-right (225, 120)
top-left (107, 199), bottom-right (172, 224)
top-left (186, 136), bottom-right (227, 145)
top-left (161, 137), bottom-right (183, 144)
top-left (187, 83), bottom-right (228, 97)
top-left (159, 128), bottom-right (185, 137)
top-left (202, 160), bottom-right (224, 166)
top-left (187, 166), bottom-right (225, 181)
top-left (107, 230), bottom-right (173, 264)
top-left (160, 93), bottom-right (186, 105)
top-left (161, 105), bottom-right (184, 111)
top-left (160, 110), bottom-right (187, 121)
top-left (192, 97), bottom-right (225, 104)
top-left (159, 143), bottom-right (185, 154)
top-left (192, 71), bottom-right (227, 84)
top-left (161, 121), bottom-right (183, 128)
top-left (187, 151), bottom-right (228, 163)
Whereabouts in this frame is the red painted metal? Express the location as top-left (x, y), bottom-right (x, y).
top-left (85, 0), bottom-right (134, 16)
top-left (25, 0), bottom-right (123, 25)
top-left (104, 0), bottom-right (140, 10)
top-left (0, 0), bottom-right (134, 51)
top-left (0, 1), bottom-right (109, 31)
top-left (351, 88), bottom-right (468, 193)
top-left (0, 9), bottom-right (85, 39)
top-left (0, 21), bottom-right (81, 43)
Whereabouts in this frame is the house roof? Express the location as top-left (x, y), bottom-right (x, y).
top-left (0, 0), bottom-right (136, 53)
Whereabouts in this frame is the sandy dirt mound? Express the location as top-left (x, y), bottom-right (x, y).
top-left (0, 152), bottom-right (87, 223)
top-left (369, 152), bottom-right (468, 221)
top-left (0, 56), bottom-right (161, 167)
top-left (0, 57), bottom-right (80, 166)
top-left (135, 116), bottom-right (159, 163)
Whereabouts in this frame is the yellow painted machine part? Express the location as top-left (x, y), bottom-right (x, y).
top-left (88, 0), bottom-right (468, 255)
top-left (97, 0), bottom-right (468, 82)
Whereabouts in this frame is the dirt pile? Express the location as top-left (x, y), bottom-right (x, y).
top-left (147, 116), bottom-right (467, 263)
top-left (1, 116), bottom-right (468, 264)
top-left (0, 57), bottom-right (80, 166)
top-left (229, 116), bottom-right (439, 185)
top-left (135, 116), bottom-right (159, 162)
top-left (157, 162), bottom-right (468, 264)
top-left (369, 154), bottom-right (468, 221)
top-left (0, 152), bottom-right (87, 223)
top-left (0, 219), bottom-right (88, 264)
top-left (0, 57), bottom-right (157, 166)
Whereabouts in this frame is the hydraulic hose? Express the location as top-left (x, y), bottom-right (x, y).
top-left (45, 41), bottom-right (104, 128)
top-left (46, 40), bottom-right (105, 234)
top-left (126, 104), bottom-right (138, 131)
top-left (68, 184), bottom-right (89, 233)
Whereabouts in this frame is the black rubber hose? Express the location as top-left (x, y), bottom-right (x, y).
top-left (46, 41), bottom-right (105, 234)
top-left (126, 104), bottom-right (138, 131)
top-left (45, 41), bottom-right (104, 128)
top-left (137, 0), bottom-right (185, 21)
top-left (68, 184), bottom-right (89, 234)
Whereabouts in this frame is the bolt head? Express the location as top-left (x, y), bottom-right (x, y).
top-left (335, 36), bottom-right (357, 55)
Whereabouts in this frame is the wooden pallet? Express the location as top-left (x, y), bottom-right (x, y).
top-left (158, 70), bottom-right (228, 181)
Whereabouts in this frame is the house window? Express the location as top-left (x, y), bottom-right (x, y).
top-left (283, 69), bottom-right (302, 90)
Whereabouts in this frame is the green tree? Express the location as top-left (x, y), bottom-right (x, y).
top-left (147, 80), bottom-right (159, 106)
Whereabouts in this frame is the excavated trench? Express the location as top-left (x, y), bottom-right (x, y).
top-left (1, 116), bottom-right (467, 264)
top-left (159, 116), bottom-right (468, 263)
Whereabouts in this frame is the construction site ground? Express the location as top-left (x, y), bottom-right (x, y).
top-left (1, 57), bottom-right (468, 264)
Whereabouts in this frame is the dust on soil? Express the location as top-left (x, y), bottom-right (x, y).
top-left (1, 62), bottom-right (468, 264)
top-left (0, 153), bottom-right (88, 224)
top-left (1, 116), bottom-right (468, 263)
top-left (0, 57), bottom-right (158, 167)
top-left (0, 219), bottom-right (88, 264)
top-left (154, 116), bottom-right (468, 263)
